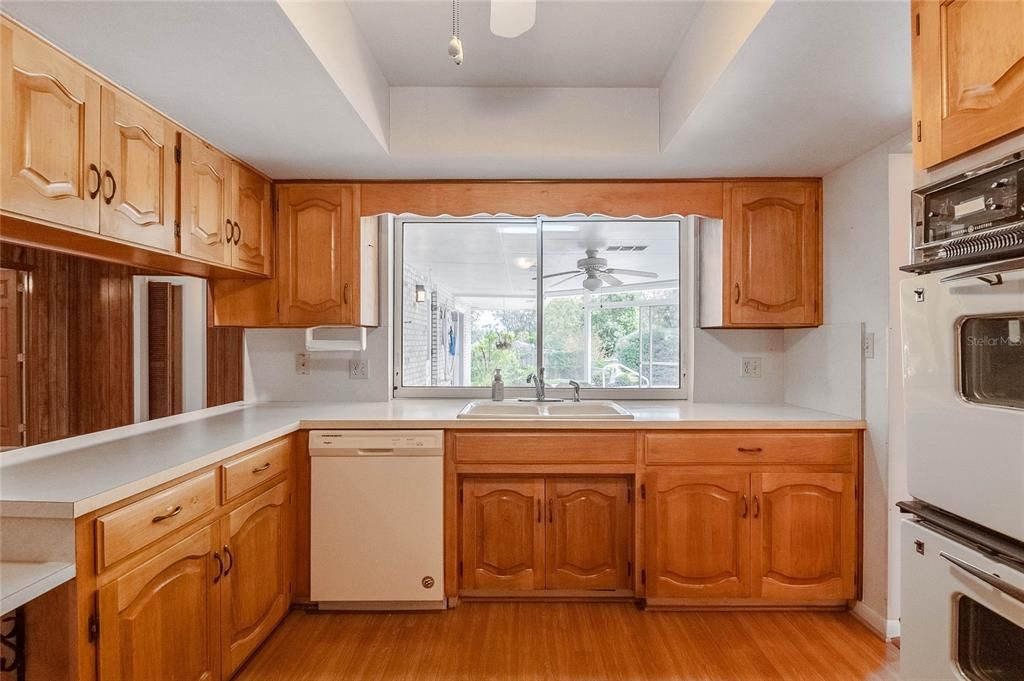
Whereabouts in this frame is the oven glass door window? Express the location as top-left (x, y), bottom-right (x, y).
top-left (956, 595), bottom-right (1024, 680)
top-left (959, 315), bottom-right (1024, 410)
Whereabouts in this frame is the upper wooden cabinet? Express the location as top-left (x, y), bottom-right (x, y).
top-left (722, 181), bottom-right (821, 327)
top-left (99, 88), bottom-right (177, 251)
top-left (912, 0), bottom-right (1024, 168)
top-left (1, 17), bottom-right (272, 278)
top-left (211, 183), bottom-right (380, 327)
top-left (230, 162), bottom-right (273, 275)
top-left (1, 18), bottom-right (101, 231)
top-left (180, 132), bottom-right (232, 266)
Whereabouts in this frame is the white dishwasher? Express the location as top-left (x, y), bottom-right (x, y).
top-left (309, 430), bottom-right (445, 610)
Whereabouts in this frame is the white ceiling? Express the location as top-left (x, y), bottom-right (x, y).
top-left (2, 0), bottom-right (911, 180)
top-left (346, 0), bottom-right (703, 87)
top-left (403, 220), bottom-right (680, 297)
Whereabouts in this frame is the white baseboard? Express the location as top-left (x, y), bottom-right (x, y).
top-left (851, 601), bottom-right (900, 640)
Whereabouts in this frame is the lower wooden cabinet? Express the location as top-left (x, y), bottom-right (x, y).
top-left (645, 471), bottom-right (751, 599)
top-left (753, 472), bottom-right (856, 600)
top-left (97, 524), bottom-right (220, 681)
top-left (220, 481), bottom-right (290, 678)
top-left (645, 468), bottom-right (857, 603)
top-left (460, 477), bottom-right (632, 593)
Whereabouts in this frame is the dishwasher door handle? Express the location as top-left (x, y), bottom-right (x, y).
top-left (355, 448), bottom-right (396, 456)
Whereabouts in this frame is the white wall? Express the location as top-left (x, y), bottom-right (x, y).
top-left (690, 329), bottom-right (785, 403)
top-left (820, 131), bottom-right (911, 638)
top-left (131, 276), bottom-right (208, 422)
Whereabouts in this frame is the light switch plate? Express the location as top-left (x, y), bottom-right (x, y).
top-left (741, 357), bottom-right (762, 378)
top-left (295, 352), bottom-right (311, 375)
top-left (349, 359), bottom-right (369, 380)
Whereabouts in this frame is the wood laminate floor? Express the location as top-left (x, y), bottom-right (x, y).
top-left (235, 603), bottom-right (900, 681)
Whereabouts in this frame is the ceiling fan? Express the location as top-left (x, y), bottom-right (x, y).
top-left (449, 0), bottom-right (537, 66)
top-left (542, 249), bottom-right (658, 292)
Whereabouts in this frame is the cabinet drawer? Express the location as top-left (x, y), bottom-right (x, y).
top-left (453, 432), bottom-right (636, 464)
top-left (221, 437), bottom-right (290, 502)
top-left (97, 470), bottom-right (217, 570)
top-left (645, 432), bottom-right (855, 466)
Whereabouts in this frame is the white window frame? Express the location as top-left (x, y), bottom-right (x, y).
top-left (393, 216), bottom-right (690, 399)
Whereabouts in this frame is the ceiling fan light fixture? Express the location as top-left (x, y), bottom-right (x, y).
top-left (582, 274), bottom-right (603, 292)
top-left (490, 0), bottom-right (536, 38)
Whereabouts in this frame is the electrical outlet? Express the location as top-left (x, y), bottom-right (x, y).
top-left (741, 357), bottom-right (762, 378)
top-left (863, 332), bottom-right (876, 359)
top-left (349, 359), bottom-right (369, 380)
top-left (295, 352), bottom-right (310, 375)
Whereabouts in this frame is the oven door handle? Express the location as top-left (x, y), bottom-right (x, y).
top-left (940, 551), bottom-right (1024, 605)
top-left (939, 256), bottom-right (1024, 285)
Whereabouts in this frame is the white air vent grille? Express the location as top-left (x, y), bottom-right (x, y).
top-left (605, 245), bottom-right (648, 252)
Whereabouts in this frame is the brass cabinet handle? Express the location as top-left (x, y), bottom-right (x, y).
top-left (223, 545), bottom-right (234, 576)
top-left (737, 447), bottom-right (763, 454)
top-left (753, 495), bottom-right (760, 519)
top-left (225, 219), bottom-right (233, 243)
top-left (741, 494), bottom-right (748, 518)
top-left (734, 283), bottom-right (740, 304)
top-left (213, 552), bottom-right (223, 583)
top-left (536, 499), bottom-right (541, 523)
top-left (343, 283), bottom-right (350, 305)
top-left (102, 170), bottom-right (116, 204)
top-left (233, 221), bottom-right (241, 245)
top-left (88, 164), bottom-right (101, 199)
top-left (151, 505), bottom-right (182, 523)
top-left (548, 499), bottom-right (553, 524)
top-left (251, 462), bottom-right (271, 473)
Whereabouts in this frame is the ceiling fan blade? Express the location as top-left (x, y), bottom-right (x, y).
top-left (598, 273), bottom-right (623, 287)
top-left (490, 0), bottom-right (536, 38)
top-left (540, 270), bottom-right (581, 279)
top-left (604, 268), bottom-right (658, 278)
top-left (549, 272), bottom-right (585, 288)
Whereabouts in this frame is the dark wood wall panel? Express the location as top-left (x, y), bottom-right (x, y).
top-left (207, 326), bottom-right (244, 407)
top-left (1, 244), bottom-right (134, 444)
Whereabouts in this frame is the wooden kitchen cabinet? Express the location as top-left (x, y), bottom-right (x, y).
top-left (645, 471), bottom-right (751, 599)
top-left (98, 87), bottom-right (177, 251)
top-left (180, 132), bottom-right (232, 266)
top-left (1, 17), bottom-right (101, 232)
top-left (722, 182), bottom-right (821, 327)
top-left (546, 478), bottom-right (631, 590)
top-left (912, 0), bottom-right (1024, 169)
top-left (461, 478), bottom-right (546, 590)
top-left (211, 183), bottom-right (379, 327)
top-left (97, 523), bottom-right (221, 681)
top-left (752, 472), bottom-right (856, 600)
top-left (219, 481), bottom-right (289, 678)
top-left (460, 476), bottom-right (632, 593)
top-left (230, 162), bottom-right (273, 275)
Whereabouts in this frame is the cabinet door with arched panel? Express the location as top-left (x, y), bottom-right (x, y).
top-left (99, 88), bottom-right (177, 251)
top-left (1, 18), bottom-right (101, 231)
top-left (461, 478), bottom-right (546, 591)
top-left (751, 472), bottom-right (856, 600)
top-left (724, 182), bottom-right (820, 327)
top-left (230, 163), bottom-right (272, 275)
top-left (546, 478), bottom-right (631, 590)
top-left (645, 471), bottom-right (751, 599)
top-left (180, 132), bottom-right (231, 265)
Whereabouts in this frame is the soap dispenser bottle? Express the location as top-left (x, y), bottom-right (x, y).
top-left (491, 369), bottom-right (505, 401)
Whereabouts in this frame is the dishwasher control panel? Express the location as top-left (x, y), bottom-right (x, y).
top-left (308, 430), bottom-right (444, 454)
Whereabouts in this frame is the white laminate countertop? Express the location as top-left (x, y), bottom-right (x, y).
top-left (1, 561), bottom-right (75, 615)
top-left (0, 400), bottom-right (865, 519)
